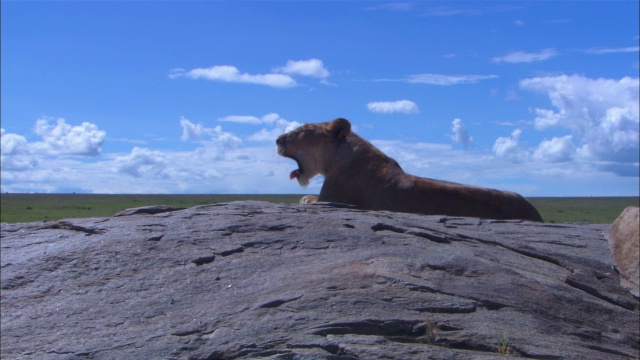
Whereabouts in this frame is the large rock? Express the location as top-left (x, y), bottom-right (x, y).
top-left (1, 201), bottom-right (638, 359)
top-left (607, 206), bottom-right (640, 297)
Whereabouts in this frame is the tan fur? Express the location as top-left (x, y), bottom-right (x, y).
top-left (276, 118), bottom-right (543, 222)
top-left (299, 195), bottom-right (319, 204)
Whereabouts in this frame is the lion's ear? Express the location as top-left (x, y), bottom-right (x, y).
top-left (326, 118), bottom-right (351, 141)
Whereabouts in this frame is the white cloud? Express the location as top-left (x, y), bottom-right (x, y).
top-left (0, 141), bottom-right (305, 194)
top-left (532, 136), bottom-right (575, 163)
top-left (260, 113), bottom-right (284, 125)
top-left (367, 100), bottom-right (419, 114)
top-left (2, 122), bottom-right (637, 196)
top-left (170, 59), bottom-right (331, 88)
top-left (218, 115), bottom-right (262, 125)
top-left (493, 129), bottom-right (530, 163)
top-left (373, 138), bottom-right (637, 196)
top-left (275, 59), bottom-right (330, 79)
top-left (492, 48), bottom-right (558, 63)
top-left (0, 129), bottom-right (28, 156)
top-left (114, 147), bottom-right (168, 178)
top-left (32, 118), bottom-right (106, 156)
top-left (450, 118), bottom-right (473, 148)
top-left (1, 110), bottom-right (636, 196)
top-left (180, 117), bottom-right (242, 148)
top-left (403, 73), bottom-right (498, 85)
top-left (520, 75), bottom-right (639, 169)
top-left (0, 129), bottom-right (37, 171)
top-left (180, 117), bottom-right (212, 141)
top-left (490, 75), bottom-right (638, 177)
top-left (422, 6), bottom-right (484, 16)
top-left (1, 118), bottom-right (105, 172)
top-left (216, 113), bottom-right (301, 142)
top-left (244, 113), bottom-right (302, 142)
top-left (584, 46), bottom-right (639, 55)
top-left (112, 118), bottom-right (244, 182)
top-left (169, 65), bottom-right (297, 88)
top-left (364, 2), bottom-right (415, 11)
top-left (372, 139), bottom-right (453, 173)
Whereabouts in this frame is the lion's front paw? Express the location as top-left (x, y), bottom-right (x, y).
top-left (299, 195), bottom-right (319, 204)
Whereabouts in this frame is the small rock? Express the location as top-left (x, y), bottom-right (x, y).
top-left (607, 206), bottom-right (640, 297)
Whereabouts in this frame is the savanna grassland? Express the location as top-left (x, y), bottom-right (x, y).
top-left (527, 197), bottom-right (638, 224)
top-left (1, 193), bottom-right (638, 224)
top-left (0, 194), bottom-right (301, 224)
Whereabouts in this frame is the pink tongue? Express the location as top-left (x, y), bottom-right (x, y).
top-left (289, 169), bottom-right (300, 180)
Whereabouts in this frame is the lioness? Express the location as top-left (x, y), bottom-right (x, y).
top-left (276, 118), bottom-right (543, 222)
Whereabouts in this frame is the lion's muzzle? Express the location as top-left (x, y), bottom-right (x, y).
top-left (276, 135), bottom-right (303, 181)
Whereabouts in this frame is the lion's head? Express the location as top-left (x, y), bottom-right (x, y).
top-left (276, 118), bottom-right (351, 186)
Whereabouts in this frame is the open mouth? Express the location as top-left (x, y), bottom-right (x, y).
top-left (290, 169), bottom-right (301, 180)
top-left (289, 157), bottom-right (303, 180)
top-left (277, 143), bottom-right (303, 180)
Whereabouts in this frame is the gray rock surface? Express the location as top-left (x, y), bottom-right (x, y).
top-left (607, 206), bottom-right (640, 297)
top-left (1, 201), bottom-right (638, 359)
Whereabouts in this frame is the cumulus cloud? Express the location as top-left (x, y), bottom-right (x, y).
top-left (492, 48), bottom-right (558, 63)
top-left (114, 118), bottom-right (245, 180)
top-left (0, 129), bottom-right (28, 156)
top-left (492, 75), bottom-right (638, 176)
top-left (0, 129), bottom-right (37, 171)
top-left (532, 136), bottom-right (575, 163)
top-left (520, 75), bottom-right (639, 167)
top-left (402, 73), bottom-right (498, 85)
top-left (2, 120), bottom-right (636, 196)
top-left (114, 147), bottom-right (167, 178)
top-left (243, 113), bottom-right (302, 142)
top-left (367, 100), bottom-right (419, 114)
top-left (275, 59), bottom-right (330, 79)
top-left (451, 118), bottom-right (473, 148)
top-left (169, 65), bottom-right (297, 88)
top-left (180, 117), bottom-right (212, 141)
top-left (1, 118), bottom-right (106, 172)
top-left (493, 129), bottom-right (530, 163)
top-left (158, 113), bottom-right (298, 145)
top-left (0, 139), bottom-right (310, 194)
top-left (32, 118), bottom-right (106, 156)
top-left (179, 117), bottom-right (242, 149)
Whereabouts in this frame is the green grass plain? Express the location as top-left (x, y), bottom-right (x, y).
top-left (0, 194), bottom-right (638, 224)
top-left (528, 197), bottom-right (638, 224)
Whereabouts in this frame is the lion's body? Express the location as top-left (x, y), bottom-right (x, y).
top-left (277, 118), bottom-right (543, 222)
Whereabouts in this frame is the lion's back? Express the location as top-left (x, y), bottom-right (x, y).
top-left (367, 175), bottom-right (543, 221)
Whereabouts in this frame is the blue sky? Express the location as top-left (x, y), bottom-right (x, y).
top-left (1, 1), bottom-right (638, 196)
